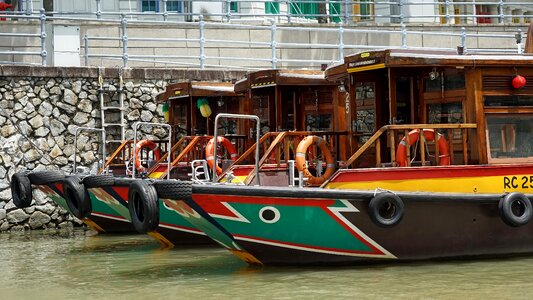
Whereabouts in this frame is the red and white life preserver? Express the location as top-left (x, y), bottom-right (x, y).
top-left (295, 135), bottom-right (336, 186)
top-left (205, 136), bottom-right (238, 175)
top-left (395, 129), bottom-right (450, 167)
top-left (134, 140), bottom-right (162, 173)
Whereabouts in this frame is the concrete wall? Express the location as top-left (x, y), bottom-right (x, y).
top-left (0, 66), bottom-right (245, 231)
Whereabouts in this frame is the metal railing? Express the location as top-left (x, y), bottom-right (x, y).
top-left (82, 16), bottom-right (524, 69)
top-left (7, 0), bottom-right (533, 25)
top-left (0, 2), bottom-right (529, 68)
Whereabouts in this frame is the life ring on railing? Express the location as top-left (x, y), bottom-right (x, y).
top-left (295, 135), bottom-right (336, 186)
top-left (206, 136), bottom-right (238, 175)
top-left (135, 140), bottom-right (162, 173)
top-left (395, 129), bottom-right (450, 167)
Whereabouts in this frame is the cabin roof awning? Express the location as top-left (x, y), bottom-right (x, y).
top-left (327, 49), bottom-right (533, 78)
top-left (235, 69), bottom-right (333, 92)
top-left (156, 81), bottom-right (237, 102)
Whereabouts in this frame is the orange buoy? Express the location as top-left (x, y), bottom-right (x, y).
top-left (395, 129), bottom-right (450, 167)
top-left (205, 137), bottom-right (238, 175)
top-left (295, 135), bottom-right (336, 186)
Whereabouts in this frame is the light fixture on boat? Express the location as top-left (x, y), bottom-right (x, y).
top-left (429, 67), bottom-right (439, 81)
top-left (338, 84), bottom-right (346, 93)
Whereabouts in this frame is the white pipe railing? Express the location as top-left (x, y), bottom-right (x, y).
top-left (0, 0), bottom-right (531, 68)
top-left (5, 0), bottom-right (533, 25)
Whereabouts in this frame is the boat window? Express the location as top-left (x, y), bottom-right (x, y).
top-left (484, 95), bottom-right (533, 107)
top-left (306, 114), bottom-right (332, 131)
top-left (428, 102), bottom-right (463, 124)
top-left (252, 94), bottom-right (271, 134)
top-left (486, 114), bottom-right (533, 160)
top-left (355, 82), bottom-right (376, 143)
top-left (172, 102), bottom-right (188, 137)
top-left (424, 74), bottom-right (465, 92)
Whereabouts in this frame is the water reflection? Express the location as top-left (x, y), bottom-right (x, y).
top-left (0, 229), bottom-right (532, 299)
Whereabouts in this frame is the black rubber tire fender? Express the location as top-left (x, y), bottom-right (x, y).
top-left (153, 180), bottom-right (193, 200)
top-left (11, 172), bottom-right (33, 208)
top-left (63, 176), bottom-right (92, 219)
top-left (28, 170), bottom-right (65, 185)
top-left (368, 192), bottom-right (405, 227)
top-left (128, 180), bottom-right (159, 233)
top-left (83, 174), bottom-right (115, 188)
top-left (499, 192), bottom-right (532, 227)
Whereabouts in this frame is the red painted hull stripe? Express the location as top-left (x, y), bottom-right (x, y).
top-left (330, 164), bottom-right (533, 182)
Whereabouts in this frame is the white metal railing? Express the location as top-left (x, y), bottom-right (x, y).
top-left (0, 1), bottom-right (529, 68)
top-left (81, 15), bottom-right (524, 69)
top-left (5, 0), bottom-right (533, 25)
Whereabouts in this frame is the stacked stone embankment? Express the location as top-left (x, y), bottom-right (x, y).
top-left (0, 66), bottom-right (245, 231)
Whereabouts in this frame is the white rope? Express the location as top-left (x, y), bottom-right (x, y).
top-left (373, 187), bottom-right (397, 197)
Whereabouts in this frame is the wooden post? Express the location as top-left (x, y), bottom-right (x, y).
top-left (375, 138), bottom-right (381, 167)
top-left (405, 129), bottom-right (411, 166)
top-left (462, 128), bottom-right (468, 164)
top-left (389, 130), bottom-right (396, 165)
top-left (448, 129), bottom-right (454, 165)
top-left (435, 130), bottom-right (440, 165)
top-left (420, 130), bottom-right (426, 165)
top-left (525, 21), bottom-right (533, 54)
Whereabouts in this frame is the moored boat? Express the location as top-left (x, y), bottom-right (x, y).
top-left (177, 47), bottom-right (533, 265)
top-left (82, 81), bottom-right (247, 246)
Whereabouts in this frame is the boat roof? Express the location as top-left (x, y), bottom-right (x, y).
top-left (234, 69), bottom-right (334, 93)
top-left (325, 49), bottom-right (533, 79)
top-left (156, 81), bottom-right (237, 103)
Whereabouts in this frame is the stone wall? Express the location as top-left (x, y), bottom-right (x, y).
top-left (0, 65), bottom-right (245, 231)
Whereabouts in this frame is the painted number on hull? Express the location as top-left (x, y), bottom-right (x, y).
top-left (504, 176), bottom-right (533, 189)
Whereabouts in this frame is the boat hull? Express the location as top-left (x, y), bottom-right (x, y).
top-left (35, 181), bottom-right (134, 233)
top-left (86, 177), bottom-right (213, 247)
top-left (184, 164), bottom-right (533, 265)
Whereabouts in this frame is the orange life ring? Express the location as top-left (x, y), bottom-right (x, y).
top-left (395, 129), bottom-right (450, 167)
top-left (206, 137), bottom-right (238, 175)
top-left (295, 135), bottom-right (336, 186)
top-left (134, 140), bottom-right (162, 173)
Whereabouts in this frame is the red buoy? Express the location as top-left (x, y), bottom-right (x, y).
top-left (512, 75), bottom-right (527, 89)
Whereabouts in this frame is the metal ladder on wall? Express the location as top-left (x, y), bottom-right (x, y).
top-left (98, 67), bottom-right (126, 145)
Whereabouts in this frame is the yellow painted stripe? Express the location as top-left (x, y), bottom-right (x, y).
top-left (83, 218), bottom-right (105, 233)
top-left (347, 63), bottom-right (386, 73)
top-left (148, 172), bottom-right (165, 179)
top-left (230, 249), bottom-right (262, 265)
top-left (147, 231), bottom-right (175, 249)
top-left (325, 175), bottom-right (533, 194)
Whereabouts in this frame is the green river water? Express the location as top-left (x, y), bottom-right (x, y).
top-left (0, 228), bottom-right (531, 299)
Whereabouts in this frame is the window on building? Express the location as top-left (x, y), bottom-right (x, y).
top-left (230, 2), bottom-right (238, 13)
top-left (265, 2), bottom-right (280, 14)
top-left (166, 1), bottom-right (182, 13)
top-left (290, 1), bottom-right (318, 19)
top-left (141, 0), bottom-right (158, 12)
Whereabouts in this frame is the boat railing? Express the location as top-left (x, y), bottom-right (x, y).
top-left (225, 130), bottom-right (348, 185)
top-left (98, 139), bottom-right (172, 176)
top-left (345, 123), bottom-right (478, 168)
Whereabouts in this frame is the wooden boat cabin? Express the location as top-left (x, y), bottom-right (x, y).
top-left (325, 49), bottom-right (533, 169)
top-left (101, 81), bottom-right (246, 178)
top-left (227, 69), bottom-right (351, 185)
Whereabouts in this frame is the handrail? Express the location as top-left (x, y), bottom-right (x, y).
top-left (345, 123), bottom-right (477, 168)
top-left (132, 121), bottom-right (172, 178)
top-left (98, 140), bottom-right (132, 174)
top-left (213, 113), bottom-right (261, 185)
top-left (1, 10), bottom-right (527, 68)
top-left (239, 130), bottom-right (349, 185)
top-left (8, 0), bottom-right (533, 26)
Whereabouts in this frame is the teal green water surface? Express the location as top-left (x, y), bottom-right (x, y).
top-left (1, 228), bottom-right (532, 299)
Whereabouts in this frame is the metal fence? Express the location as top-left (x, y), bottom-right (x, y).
top-left (0, 4), bottom-right (528, 69)
top-left (7, 0), bottom-right (533, 25)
